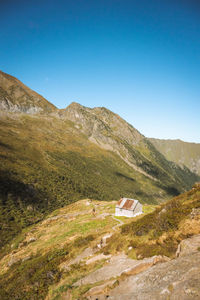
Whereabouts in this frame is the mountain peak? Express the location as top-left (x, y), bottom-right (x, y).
top-left (0, 70), bottom-right (57, 114)
top-left (67, 101), bottom-right (84, 109)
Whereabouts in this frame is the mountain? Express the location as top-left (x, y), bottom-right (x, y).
top-left (150, 138), bottom-right (200, 175)
top-left (60, 102), bottom-right (198, 191)
top-left (0, 70), bottom-right (199, 248)
top-left (0, 70), bottom-right (56, 114)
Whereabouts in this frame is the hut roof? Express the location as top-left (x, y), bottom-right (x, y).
top-left (116, 197), bottom-right (139, 211)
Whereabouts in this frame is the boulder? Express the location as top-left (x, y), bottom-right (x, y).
top-left (176, 234), bottom-right (200, 257)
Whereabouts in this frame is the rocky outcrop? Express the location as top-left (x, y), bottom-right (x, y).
top-left (106, 251), bottom-right (200, 300)
top-left (61, 247), bottom-right (95, 271)
top-left (74, 253), bottom-right (169, 287)
top-left (83, 235), bottom-right (200, 300)
top-left (176, 234), bottom-right (200, 257)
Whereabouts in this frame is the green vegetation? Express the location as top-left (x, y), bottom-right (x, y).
top-left (150, 137), bottom-right (200, 175)
top-left (0, 200), bottom-right (119, 300)
top-left (1, 113), bottom-right (192, 249)
top-left (0, 249), bottom-right (64, 300)
top-left (104, 184), bottom-right (200, 258)
top-left (0, 186), bottom-right (199, 300)
top-left (0, 70), bottom-right (199, 253)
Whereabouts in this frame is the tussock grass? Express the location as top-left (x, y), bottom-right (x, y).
top-left (0, 199), bottom-right (123, 300)
top-left (104, 184), bottom-right (200, 258)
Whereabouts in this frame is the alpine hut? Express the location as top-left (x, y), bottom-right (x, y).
top-left (115, 197), bottom-right (143, 218)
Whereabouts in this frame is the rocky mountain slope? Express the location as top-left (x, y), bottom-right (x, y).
top-left (60, 102), bottom-right (198, 190)
top-left (0, 70), bottom-right (199, 248)
top-left (0, 70), bottom-right (56, 114)
top-left (0, 184), bottom-right (199, 300)
top-left (150, 138), bottom-right (200, 175)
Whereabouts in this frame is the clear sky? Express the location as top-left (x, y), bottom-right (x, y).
top-left (0, 0), bottom-right (200, 142)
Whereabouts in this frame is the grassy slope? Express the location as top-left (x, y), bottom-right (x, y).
top-left (0, 70), bottom-right (199, 249)
top-left (104, 183), bottom-right (200, 258)
top-left (0, 186), bottom-right (199, 300)
top-left (150, 138), bottom-right (200, 175)
top-left (0, 113), bottom-right (168, 248)
top-left (0, 199), bottom-right (122, 300)
top-left (62, 102), bottom-right (199, 194)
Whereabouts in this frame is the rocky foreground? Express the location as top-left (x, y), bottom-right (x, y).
top-left (82, 235), bottom-right (200, 300)
top-left (0, 185), bottom-right (199, 299)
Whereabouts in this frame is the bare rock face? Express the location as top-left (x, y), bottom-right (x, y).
top-left (61, 102), bottom-right (142, 148)
top-left (176, 234), bottom-right (200, 257)
top-left (61, 247), bottom-right (95, 271)
top-left (0, 70), bottom-right (56, 114)
top-left (107, 252), bottom-right (200, 300)
top-left (75, 254), bottom-right (168, 288)
top-left (82, 235), bottom-right (200, 300)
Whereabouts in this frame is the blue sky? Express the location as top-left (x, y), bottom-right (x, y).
top-left (0, 0), bottom-right (200, 142)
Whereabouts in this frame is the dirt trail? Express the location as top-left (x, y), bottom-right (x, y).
top-left (111, 215), bottom-right (124, 231)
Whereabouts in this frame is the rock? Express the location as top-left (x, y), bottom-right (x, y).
top-left (107, 251), bottom-right (200, 299)
top-left (27, 237), bottom-right (36, 243)
top-left (175, 243), bottom-right (181, 257)
top-left (22, 256), bottom-right (31, 262)
top-left (62, 289), bottom-right (72, 300)
top-left (74, 254), bottom-right (165, 287)
top-left (176, 234), bottom-right (200, 257)
top-left (84, 280), bottom-right (115, 298)
top-left (0, 70), bottom-right (56, 114)
top-left (61, 247), bottom-right (95, 271)
top-left (153, 255), bottom-right (170, 265)
top-left (86, 253), bottom-right (112, 265)
top-left (27, 205), bottom-right (33, 211)
top-left (190, 208), bottom-right (200, 219)
top-left (158, 208), bottom-right (166, 216)
top-left (122, 255), bottom-right (169, 277)
top-left (79, 255), bottom-right (170, 299)
top-left (7, 256), bottom-right (20, 267)
top-left (101, 233), bottom-right (113, 247)
top-left (18, 241), bottom-right (27, 248)
top-left (47, 271), bottom-right (54, 279)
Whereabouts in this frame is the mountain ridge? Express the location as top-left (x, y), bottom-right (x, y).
top-left (150, 137), bottom-right (200, 175)
top-left (0, 70), bottom-right (199, 248)
top-left (0, 70), bottom-right (57, 114)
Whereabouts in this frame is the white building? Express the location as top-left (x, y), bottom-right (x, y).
top-left (115, 197), bottom-right (143, 218)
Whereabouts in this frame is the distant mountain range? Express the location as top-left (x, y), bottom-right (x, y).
top-left (0, 70), bottom-right (199, 247)
top-left (149, 138), bottom-right (200, 176)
